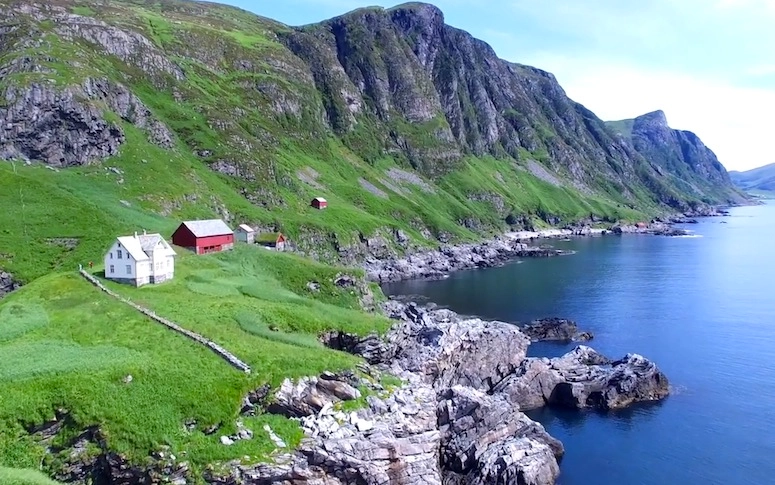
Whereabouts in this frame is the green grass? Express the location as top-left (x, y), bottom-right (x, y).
top-left (0, 468), bottom-right (62, 485)
top-left (0, 247), bottom-right (389, 479)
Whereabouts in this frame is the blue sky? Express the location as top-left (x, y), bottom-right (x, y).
top-left (232, 0), bottom-right (775, 171)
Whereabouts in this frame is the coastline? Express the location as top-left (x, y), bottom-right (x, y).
top-left (211, 300), bottom-right (669, 485)
top-left (364, 213), bottom-right (724, 283)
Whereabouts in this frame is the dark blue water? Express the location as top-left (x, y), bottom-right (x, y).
top-left (383, 202), bottom-right (775, 485)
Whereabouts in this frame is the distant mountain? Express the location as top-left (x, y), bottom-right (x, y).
top-left (730, 163), bottom-right (775, 192)
top-left (606, 111), bottom-right (745, 207)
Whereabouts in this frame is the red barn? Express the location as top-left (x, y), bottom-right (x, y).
top-left (311, 197), bottom-right (328, 210)
top-left (172, 219), bottom-right (234, 254)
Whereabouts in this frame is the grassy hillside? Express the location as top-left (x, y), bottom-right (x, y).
top-left (730, 163), bottom-right (775, 192)
top-left (0, 0), bottom-right (708, 285)
top-left (0, 468), bottom-right (62, 485)
top-left (0, 245), bottom-right (389, 479)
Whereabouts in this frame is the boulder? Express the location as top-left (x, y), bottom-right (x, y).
top-left (497, 346), bottom-right (669, 411)
top-left (267, 375), bottom-right (361, 418)
top-left (438, 386), bottom-right (562, 485)
top-left (519, 318), bottom-right (594, 342)
top-left (547, 347), bottom-right (670, 410)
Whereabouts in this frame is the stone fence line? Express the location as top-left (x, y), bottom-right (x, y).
top-left (79, 270), bottom-right (251, 373)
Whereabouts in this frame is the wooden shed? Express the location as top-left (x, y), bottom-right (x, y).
top-left (172, 219), bottom-right (234, 254)
top-left (311, 197), bottom-right (328, 210)
top-left (256, 232), bottom-right (287, 251)
top-left (235, 224), bottom-right (256, 244)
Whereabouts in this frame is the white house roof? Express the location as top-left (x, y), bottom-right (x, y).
top-left (237, 224), bottom-right (255, 233)
top-left (313, 197), bottom-right (327, 202)
top-left (181, 219), bottom-right (233, 237)
top-left (115, 233), bottom-right (176, 262)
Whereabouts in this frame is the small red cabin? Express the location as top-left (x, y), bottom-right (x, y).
top-left (257, 232), bottom-right (287, 251)
top-left (172, 219), bottom-right (234, 255)
top-left (311, 197), bottom-right (328, 210)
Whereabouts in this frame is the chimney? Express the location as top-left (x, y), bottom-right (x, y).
top-left (143, 229), bottom-right (147, 235)
top-left (134, 231), bottom-right (138, 238)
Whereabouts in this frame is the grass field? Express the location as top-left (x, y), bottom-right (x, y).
top-left (0, 468), bottom-right (62, 485)
top-left (0, 245), bottom-right (389, 479)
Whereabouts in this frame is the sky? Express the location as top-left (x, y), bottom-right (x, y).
top-left (234, 0), bottom-right (775, 172)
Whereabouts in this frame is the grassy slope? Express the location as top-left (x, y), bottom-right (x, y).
top-left (0, 245), bottom-right (388, 479)
top-left (0, 468), bottom-right (62, 485)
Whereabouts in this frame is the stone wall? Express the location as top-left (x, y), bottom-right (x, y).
top-left (79, 270), bottom-right (251, 373)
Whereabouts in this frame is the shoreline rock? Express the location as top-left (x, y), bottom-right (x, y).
top-left (364, 208), bottom-right (725, 284)
top-left (218, 301), bottom-right (669, 485)
top-left (519, 318), bottom-right (594, 342)
top-left (364, 236), bottom-right (570, 283)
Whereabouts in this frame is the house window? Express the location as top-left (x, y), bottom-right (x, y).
top-left (117, 250), bottom-right (123, 259)
top-left (109, 265), bottom-right (115, 274)
top-left (109, 252), bottom-right (113, 259)
top-left (126, 265), bottom-right (132, 274)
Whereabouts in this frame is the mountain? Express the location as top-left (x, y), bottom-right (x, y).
top-left (0, 0), bottom-right (744, 284)
top-left (730, 163), bottom-right (775, 192)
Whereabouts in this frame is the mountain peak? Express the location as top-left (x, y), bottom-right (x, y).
top-left (635, 110), bottom-right (669, 128)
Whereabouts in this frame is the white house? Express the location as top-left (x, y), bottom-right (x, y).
top-left (104, 231), bottom-right (176, 287)
top-left (235, 224), bottom-right (256, 244)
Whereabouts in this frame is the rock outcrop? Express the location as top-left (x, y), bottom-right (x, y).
top-left (0, 271), bottom-right (21, 298)
top-left (219, 301), bottom-right (668, 485)
top-left (495, 346), bottom-right (670, 411)
top-left (0, 77), bottom-right (173, 167)
top-left (519, 318), bottom-right (593, 342)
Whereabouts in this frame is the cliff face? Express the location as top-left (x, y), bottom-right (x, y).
top-left (280, 4), bottom-right (742, 207)
top-left (0, 0), bottom-right (747, 280)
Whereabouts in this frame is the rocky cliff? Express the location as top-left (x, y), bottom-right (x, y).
top-left (607, 110), bottom-right (745, 207)
top-left (0, 1), bottom-right (747, 280)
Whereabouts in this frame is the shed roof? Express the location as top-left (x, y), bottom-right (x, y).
top-left (237, 224), bottom-right (255, 233)
top-left (313, 197), bottom-right (327, 203)
top-left (116, 233), bottom-right (176, 262)
top-left (180, 219), bottom-right (233, 238)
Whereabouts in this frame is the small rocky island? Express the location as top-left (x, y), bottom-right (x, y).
top-left (519, 317), bottom-right (594, 342)
top-left (207, 301), bottom-right (669, 484)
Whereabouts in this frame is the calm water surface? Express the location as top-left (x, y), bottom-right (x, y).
top-left (383, 202), bottom-right (775, 485)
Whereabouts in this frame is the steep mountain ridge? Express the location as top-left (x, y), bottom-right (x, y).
top-left (607, 110), bottom-right (736, 205)
top-left (0, 0), bottom-right (745, 284)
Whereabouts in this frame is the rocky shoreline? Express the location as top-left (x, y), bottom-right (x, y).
top-left (364, 214), bottom-right (717, 283)
top-left (204, 301), bottom-right (669, 484)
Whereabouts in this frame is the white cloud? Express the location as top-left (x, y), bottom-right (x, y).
top-left (520, 54), bottom-right (775, 171)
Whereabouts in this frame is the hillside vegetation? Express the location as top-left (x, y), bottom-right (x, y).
top-left (0, 0), bottom-right (744, 285)
top-left (0, 245), bottom-right (388, 480)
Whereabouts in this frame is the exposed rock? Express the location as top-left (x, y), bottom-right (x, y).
top-left (267, 375), bottom-right (361, 418)
top-left (382, 302), bottom-right (530, 392)
top-left (438, 386), bottom-right (562, 485)
top-left (240, 383), bottom-right (271, 415)
top-left (0, 78), bottom-right (174, 167)
top-left (0, 270), bottom-right (21, 298)
top-left (519, 318), bottom-right (593, 342)
top-left (547, 347), bottom-right (670, 410)
top-left (495, 346), bottom-right (669, 411)
top-left (0, 83), bottom-right (124, 167)
top-left (320, 331), bottom-right (392, 365)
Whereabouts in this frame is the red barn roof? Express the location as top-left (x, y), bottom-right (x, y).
top-left (179, 219), bottom-right (233, 237)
